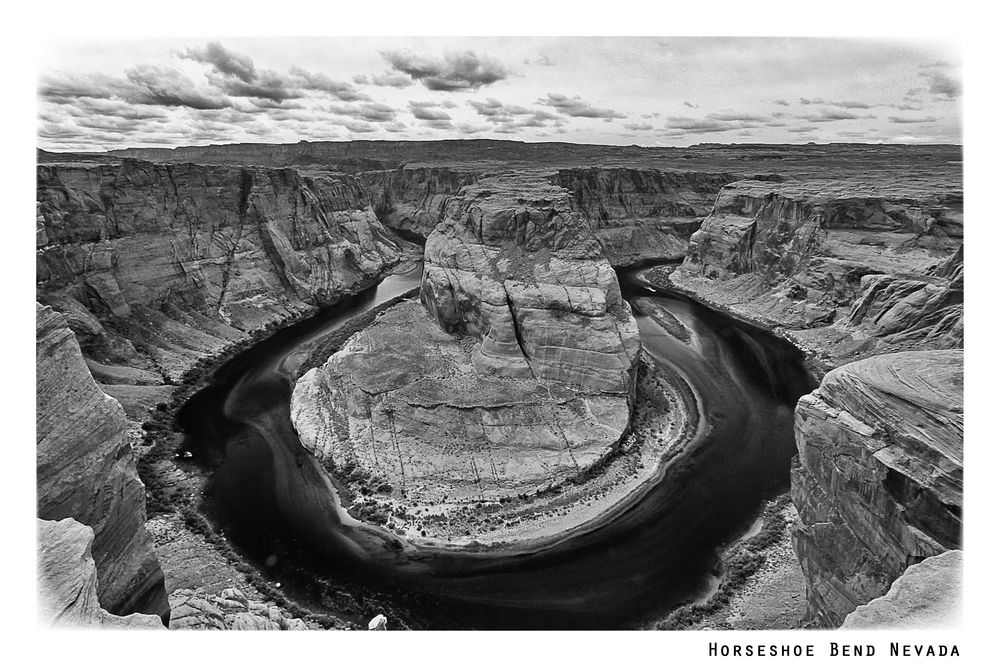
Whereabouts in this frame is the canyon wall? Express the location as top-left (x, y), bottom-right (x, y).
top-left (37, 159), bottom-right (407, 403)
top-left (672, 179), bottom-right (963, 366)
top-left (791, 351), bottom-right (962, 626)
top-left (358, 167), bottom-right (479, 240)
top-left (36, 304), bottom-right (169, 621)
top-left (550, 168), bottom-right (739, 265)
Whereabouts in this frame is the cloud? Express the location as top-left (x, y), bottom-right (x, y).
top-left (706, 111), bottom-right (771, 123)
top-left (794, 109), bottom-right (874, 123)
top-left (408, 101), bottom-right (452, 121)
top-left (888, 114), bottom-right (938, 124)
top-left (182, 42), bottom-right (256, 82)
top-left (800, 97), bottom-right (874, 109)
top-left (328, 101), bottom-right (397, 122)
top-left (624, 122), bottom-right (654, 131)
top-left (524, 54), bottom-right (556, 67)
top-left (40, 68), bottom-right (231, 110)
top-left (467, 97), bottom-right (564, 133)
top-left (382, 49), bottom-right (510, 91)
top-left (773, 99), bottom-right (790, 106)
top-left (540, 93), bottom-right (625, 119)
top-left (181, 41), bottom-right (368, 103)
top-left (352, 71), bottom-right (414, 88)
top-left (683, 101), bottom-right (698, 108)
top-left (926, 71), bottom-right (960, 98)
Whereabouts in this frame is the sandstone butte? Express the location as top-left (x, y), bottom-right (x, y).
top-left (35, 142), bottom-right (964, 629)
top-left (292, 174), bottom-right (641, 526)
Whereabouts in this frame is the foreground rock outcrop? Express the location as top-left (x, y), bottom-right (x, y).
top-left (841, 550), bottom-right (962, 629)
top-left (36, 303), bottom-right (169, 620)
top-left (791, 350), bottom-right (963, 627)
top-left (37, 518), bottom-right (164, 629)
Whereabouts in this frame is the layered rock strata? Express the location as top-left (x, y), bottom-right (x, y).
top-left (359, 167), bottom-right (479, 240)
top-left (293, 174), bottom-right (640, 524)
top-left (550, 168), bottom-right (739, 265)
top-left (672, 179), bottom-right (963, 367)
top-left (420, 174), bottom-right (640, 392)
top-left (36, 303), bottom-right (169, 619)
top-left (840, 550), bottom-right (962, 629)
top-left (36, 159), bottom-right (405, 392)
top-left (37, 518), bottom-right (165, 629)
top-left (791, 350), bottom-right (963, 627)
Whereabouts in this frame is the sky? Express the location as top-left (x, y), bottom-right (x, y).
top-left (37, 37), bottom-right (962, 151)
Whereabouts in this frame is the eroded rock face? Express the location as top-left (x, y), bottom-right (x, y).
top-left (672, 180), bottom-right (963, 366)
top-left (841, 550), bottom-right (962, 629)
top-left (421, 174), bottom-right (640, 393)
top-left (37, 518), bottom-right (164, 629)
top-left (37, 159), bottom-right (405, 384)
top-left (36, 303), bottom-right (169, 620)
top-left (293, 301), bottom-right (631, 504)
top-left (360, 167), bottom-right (479, 240)
top-left (791, 350), bottom-right (963, 627)
top-left (550, 168), bottom-right (739, 265)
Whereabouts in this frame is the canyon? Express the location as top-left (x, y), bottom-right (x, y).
top-left (35, 140), bottom-right (962, 629)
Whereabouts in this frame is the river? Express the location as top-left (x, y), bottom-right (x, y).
top-left (176, 262), bottom-right (815, 629)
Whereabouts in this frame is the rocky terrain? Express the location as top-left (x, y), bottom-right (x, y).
top-left (36, 141), bottom-right (963, 630)
top-left (36, 304), bottom-right (168, 621)
top-left (791, 351), bottom-right (962, 627)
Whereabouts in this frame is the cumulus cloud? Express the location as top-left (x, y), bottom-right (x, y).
top-left (683, 101), bottom-right (698, 108)
top-left (773, 99), bottom-right (790, 106)
top-left (382, 50), bottom-right (510, 91)
top-left (408, 101), bottom-right (452, 121)
top-left (539, 93), bottom-right (625, 119)
top-left (926, 71), bottom-right (960, 98)
top-left (467, 97), bottom-right (564, 133)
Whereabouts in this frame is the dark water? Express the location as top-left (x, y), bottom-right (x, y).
top-left (176, 263), bottom-right (815, 629)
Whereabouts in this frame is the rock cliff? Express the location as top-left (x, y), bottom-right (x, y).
top-left (37, 158), bottom-right (407, 403)
top-left (840, 550), bottom-right (962, 629)
top-left (37, 518), bottom-right (165, 629)
top-left (790, 350), bottom-right (962, 627)
top-left (672, 179), bottom-right (963, 366)
top-left (37, 303), bottom-right (169, 620)
top-left (550, 168), bottom-right (738, 265)
top-left (359, 167), bottom-right (479, 241)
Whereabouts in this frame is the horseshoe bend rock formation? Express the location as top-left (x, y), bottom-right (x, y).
top-left (37, 303), bottom-right (169, 621)
top-left (292, 174), bottom-right (640, 515)
top-left (790, 350), bottom-right (963, 627)
top-left (671, 179), bottom-right (963, 367)
top-left (36, 158), bottom-right (406, 390)
top-left (421, 174), bottom-right (640, 391)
